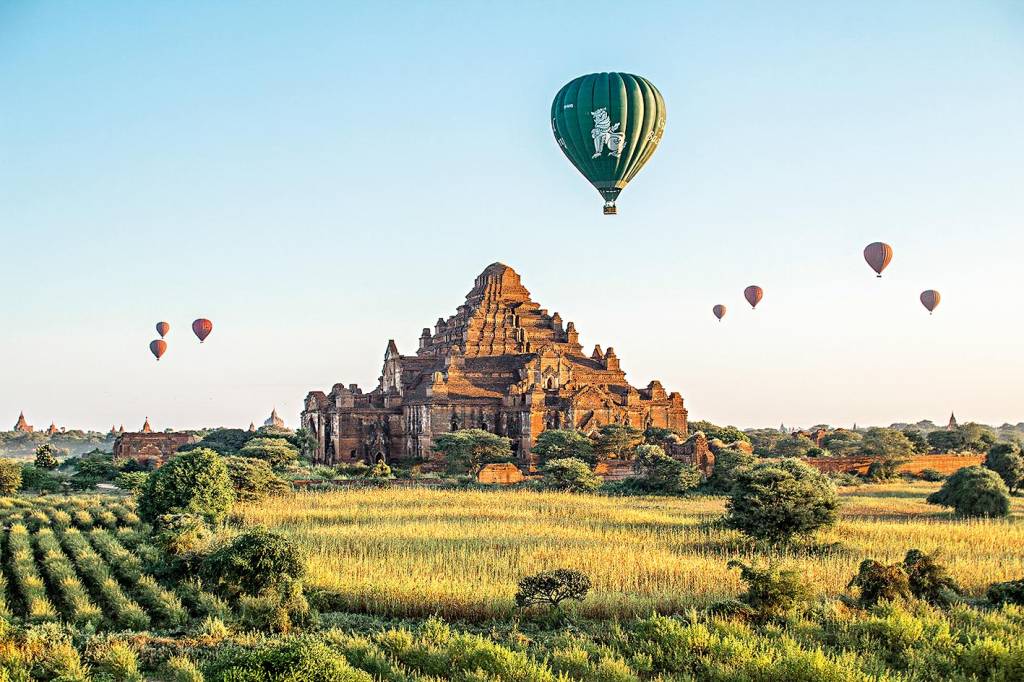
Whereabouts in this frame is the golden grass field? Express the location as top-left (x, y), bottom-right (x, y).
top-left (235, 481), bottom-right (1024, 621)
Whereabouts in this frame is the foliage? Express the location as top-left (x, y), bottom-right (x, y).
top-left (687, 420), bottom-right (750, 444)
top-left (903, 549), bottom-right (960, 606)
top-left (744, 428), bottom-right (785, 456)
top-left (593, 424), bottom-right (644, 460)
top-left (727, 560), bottom-right (809, 620)
top-left (515, 568), bottom-right (591, 611)
top-left (847, 559), bottom-right (912, 607)
top-left (987, 578), bottom-right (1024, 606)
top-left (918, 468), bottom-right (945, 482)
top-left (238, 436), bottom-right (300, 469)
top-left (959, 422), bottom-right (997, 452)
top-left (858, 427), bottom-right (914, 462)
top-left (69, 451), bottom-right (119, 489)
top-left (821, 429), bottom-right (863, 457)
top-left (293, 427), bottom-right (319, 459)
top-left (34, 443), bottom-right (59, 470)
top-left (984, 441), bottom-right (1024, 493)
top-left (725, 458), bottom-right (840, 543)
top-left (630, 444), bottom-right (701, 494)
top-left (902, 428), bottom-right (929, 454)
top-left (541, 457), bottom-right (602, 492)
top-left (432, 429), bottom-right (513, 475)
top-left (20, 463), bottom-right (62, 492)
top-left (707, 447), bottom-right (755, 493)
top-left (179, 428), bottom-right (253, 456)
top-left (203, 526), bottom-right (304, 598)
top-left (223, 455), bottom-right (289, 502)
top-left (643, 426), bottom-right (682, 447)
top-left (138, 448), bottom-right (235, 525)
top-left (204, 638), bottom-right (371, 681)
top-left (926, 465), bottom-right (1011, 517)
top-left (532, 429), bottom-right (596, 465)
top-left (115, 470), bottom-right (150, 493)
top-left (926, 428), bottom-right (966, 453)
top-left (771, 434), bottom-right (816, 458)
top-left (365, 460), bottom-right (392, 478)
top-left (0, 458), bottom-right (23, 494)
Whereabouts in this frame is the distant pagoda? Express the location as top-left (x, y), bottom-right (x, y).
top-left (947, 412), bottom-right (958, 430)
top-left (12, 412), bottom-right (33, 433)
top-left (264, 408), bottom-right (285, 429)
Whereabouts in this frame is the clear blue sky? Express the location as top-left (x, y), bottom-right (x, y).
top-left (2, 1), bottom-right (1022, 432)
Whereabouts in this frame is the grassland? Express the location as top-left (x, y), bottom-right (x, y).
top-left (235, 480), bottom-right (1024, 621)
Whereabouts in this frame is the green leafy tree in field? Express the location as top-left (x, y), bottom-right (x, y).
top-left (593, 424), bottom-right (644, 460)
top-left (34, 444), bottom-right (59, 470)
top-left (903, 549), bottom-right (960, 606)
top-left (70, 451), bottom-right (119, 489)
top-left (223, 456), bottom-right (289, 502)
top-left (728, 560), bottom-right (809, 620)
top-left (821, 430), bottom-right (863, 457)
top-left (541, 458), bottom-right (602, 492)
top-left (859, 427), bottom-right (914, 459)
top-left (203, 526), bottom-right (304, 598)
top-left (180, 428), bottom-right (253, 456)
top-left (688, 420), bottom-right (750, 445)
top-left (927, 429), bottom-right (966, 454)
top-left (643, 426), bottom-right (681, 447)
top-left (927, 466), bottom-right (1010, 517)
top-left (293, 427), bottom-right (318, 460)
top-left (19, 464), bottom-right (60, 492)
top-left (959, 422), bottom-right (997, 453)
top-left (238, 437), bottom-right (299, 469)
top-left (532, 430), bottom-right (596, 465)
top-left (771, 434), bottom-right (816, 458)
top-left (631, 444), bottom-right (701, 494)
top-left (984, 441), bottom-right (1024, 493)
top-left (707, 448), bottom-right (755, 493)
top-left (514, 569), bottom-right (591, 612)
top-left (902, 428), bottom-right (928, 454)
top-left (745, 429), bottom-right (785, 457)
top-left (725, 459), bottom-right (840, 544)
top-left (432, 429), bottom-right (513, 475)
top-left (138, 448), bottom-right (234, 526)
top-left (0, 458), bottom-right (23, 494)
top-left (115, 471), bottom-right (150, 494)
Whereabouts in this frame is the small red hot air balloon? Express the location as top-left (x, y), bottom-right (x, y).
top-left (156, 321), bottom-right (170, 338)
top-left (192, 318), bottom-right (213, 343)
top-left (744, 286), bottom-right (763, 309)
top-left (712, 304), bottom-right (726, 322)
top-left (863, 242), bottom-right (893, 277)
top-left (920, 290), bottom-right (941, 314)
top-left (149, 339), bottom-right (167, 361)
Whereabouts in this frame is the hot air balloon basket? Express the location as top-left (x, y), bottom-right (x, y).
top-left (603, 204), bottom-right (617, 215)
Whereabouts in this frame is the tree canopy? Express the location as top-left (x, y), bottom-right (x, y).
top-left (238, 437), bottom-right (299, 469)
top-left (532, 429), bottom-right (596, 465)
top-left (593, 424), bottom-right (644, 460)
top-left (688, 420), bottom-right (750, 445)
top-left (432, 429), bottom-right (513, 475)
top-left (725, 459), bottom-right (840, 543)
top-left (138, 448), bottom-right (234, 526)
top-left (985, 441), bottom-right (1023, 493)
top-left (927, 466), bottom-right (1010, 518)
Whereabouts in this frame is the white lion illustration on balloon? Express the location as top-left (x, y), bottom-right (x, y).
top-left (590, 107), bottom-right (625, 158)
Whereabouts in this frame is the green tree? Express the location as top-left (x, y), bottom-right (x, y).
top-left (541, 458), bottom-right (602, 492)
top-left (725, 459), bottom-right (840, 544)
top-left (688, 420), bottom-right (750, 444)
top-left (642, 426), bottom-right (681, 447)
top-left (727, 560), bottom-right (809, 621)
top-left (34, 444), bottom-right (59, 470)
top-left (432, 429), bottom-right (513, 475)
top-left (821, 430), bottom-right (863, 457)
top-left (707, 447), bottom-right (755, 493)
top-left (238, 437), bottom-right (299, 469)
top-left (847, 560), bottom-right (912, 607)
top-left (0, 459), bottom-right (23, 494)
top-left (631, 444), bottom-right (701, 494)
top-left (70, 451), bottom-right (119, 489)
top-left (115, 471), bottom-right (150, 494)
top-left (20, 464), bottom-right (61, 492)
top-left (902, 428), bottom-right (928, 454)
top-left (927, 429), bottom-right (966, 454)
top-left (514, 569), bottom-right (591, 612)
top-left (927, 466), bottom-right (1011, 517)
top-left (902, 549), bottom-right (960, 606)
top-left (180, 428), bottom-right (253, 456)
top-left (138, 448), bottom-right (234, 526)
top-left (960, 422), bottom-right (997, 453)
top-left (771, 434), bottom-right (816, 458)
top-left (293, 427), bottom-right (318, 460)
top-left (859, 427), bottom-right (914, 459)
top-left (532, 430), bottom-right (596, 465)
top-left (745, 429), bottom-right (785, 457)
top-left (202, 526), bottom-right (304, 598)
top-left (984, 441), bottom-right (1024, 493)
top-left (593, 424), bottom-right (644, 460)
top-left (366, 460), bottom-right (392, 479)
top-left (223, 456), bottom-right (290, 502)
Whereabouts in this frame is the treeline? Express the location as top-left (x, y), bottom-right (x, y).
top-left (0, 431), bottom-right (113, 459)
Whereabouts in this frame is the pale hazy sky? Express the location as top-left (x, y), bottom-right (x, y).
top-left (2, 1), bottom-right (1022, 432)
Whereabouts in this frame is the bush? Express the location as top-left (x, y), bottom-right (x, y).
top-left (34, 443), bottom-right (59, 470)
top-left (902, 549), bottom-right (960, 606)
top-left (984, 441), bottom-right (1023, 493)
top-left (204, 639), bottom-right (372, 681)
top-left (847, 560), bottom-right (912, 607)
top-left (365, 460), bottom-right (392, 479)
top-left (203, 526), bottom-right (304, 598)
top-left (532, 429), bottom-right (597, 465)
top-left (926, 466), bottom-right (1011, 517)
top-left (20, 464), bottom-right (62, 492)
top-left (138, 448), bottom-right (234, 526)
top-left (630, 444), bottom-right (700, 494)
top-left (919, 468), bottom-right (946, 482)
top-left (515, 569), bottom-right (591, 611)
top-left (114, 471), bottom-right (149, 493)
top-left (725, 459), bottom-right (839, 543)
top-left (541, 457), bottom-right (602, 492)
top-left (237, 578), bottom-right (310, 633)
top-left (727, 560), bottom-right (809, 620)
top-left (238, 436), bottom-right (300, 469)
top-left (706, 447), bottom-right (755, 492)
top-left (987, 578), bottom-right (1024, 606)
top-left (0, 458), bottom-right (23, 494)
top-left (223, 456), bottom-right (289, 502)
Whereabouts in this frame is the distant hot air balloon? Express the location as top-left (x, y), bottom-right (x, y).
top-left (863, 242), bottom-right (893, 277)
top-left (149, 339), bottom-right (167, 361)
top-left (156, 321), bottom-right (170, 338)
top-left (744, 286), bottom-right (763, 309)
top-left (192, 318), bottom-right (213, 343)
top-left (712, 304), bottom-right (727, 322)
top-left (920, 290), bottom-right (941, 314)
top-left (551, 72), bottom-right (667, 215)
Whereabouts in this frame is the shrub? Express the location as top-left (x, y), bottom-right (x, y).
top-left (728, 560), bottom-right (809, 620)
top-left (204, 639), bottom-right (372, 682)
top-left (237, 578), bottom-right (310, 633)
top-left (919, 468), bottom-right (946, 482)
top-left (926, 466), bottom-right (1011, 517)
top-left (847, 560), bottom-right (912, 607)
top-left (987, 578), bottom-right (1024, 606)
top-left (163, 655), bottom-right (204, 682)
top-left (138, 448), bottom-right (234, 525)
top-left (223, 456), bottom-right (288, 502)
top-left (984, 441), bottom-right (1023, 493)
top-left (20, 464), bottom-right (62, 492)
top-left (238, 436), bottom-right (299, 469)
top-left (515, 569), bottom-right (591, 611)
top-left (541, 458), bottom-right (602, 492)
top-left (706, 447), bottom-right (755, 492)
top-left (533, 429), bottom-right (597, 465)
top-left (34, 444), bottom-right (60, 470)
top-left (203, 526), bottom-right (304, 598)
top-left (725, 459), bottom-right (840, 543)
top-left (628, 445), bottom-right (700, 494)
top-left (90, 640), bottom-right (143, 682)
top-left (902, 549), bottom-right (960, 606)
top-left (366, 460), bottom-right (392, 479)
top-left (0, 458), bottom-right (23, 494)
top-left (115, 471), bottom-right (149, 493)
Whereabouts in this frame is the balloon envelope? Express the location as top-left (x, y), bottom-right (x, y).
top-left (920, 290), bottom-right (941, 313)
top-left (712, 304), bottom-right (726, 321)
top-left (551, 72), bottom-right (666, 214)
top-left (192, 318), bottom-right (213, 343)
top-left (149, 339), bottom-right (167, 361)
top-left (864, 242), bottom-right (893, 277)
top-left (744, 286), bottom-right (763, 309)
top-left (156, 321), bottom-right (170, 338)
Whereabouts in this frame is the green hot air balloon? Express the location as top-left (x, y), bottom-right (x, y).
top-left (551, 72), bottom-right (666, 215)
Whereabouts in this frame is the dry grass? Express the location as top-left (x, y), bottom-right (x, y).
top-left (235, 480), bottom-right (1024, 621)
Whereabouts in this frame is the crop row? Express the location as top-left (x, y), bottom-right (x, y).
top-left (32, 527), bottom-right (103, 627)
top-left (6, 524), bottom-right (58, 623)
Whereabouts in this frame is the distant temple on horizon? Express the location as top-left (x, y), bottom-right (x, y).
top-left (947, 412), bottom-right (958, 430)
top-left (12, 412), bottom-right (33, 433)
top-left (302, 263), bottom-right (689, 466)
top-left (264, 408), bottom-right (285, 429)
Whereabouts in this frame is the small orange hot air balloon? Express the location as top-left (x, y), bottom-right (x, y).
top-left (863, 242), bottom-right (893, 277)
top-left (920, 290), bottom-right (941, 314)
top-left (744, 286), bottom-right (763, 309)
top-left (149, 339), bottom-right (167, 361)
top-left (192, 318), bottom-right (213, 343)
top-left (712, 304), bottom-right (726, 322)
top-left (156, 321), bottom-right (170, 338)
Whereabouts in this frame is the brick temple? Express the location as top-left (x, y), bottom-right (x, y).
top-left (302, 263), bottom-right (688, 465)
